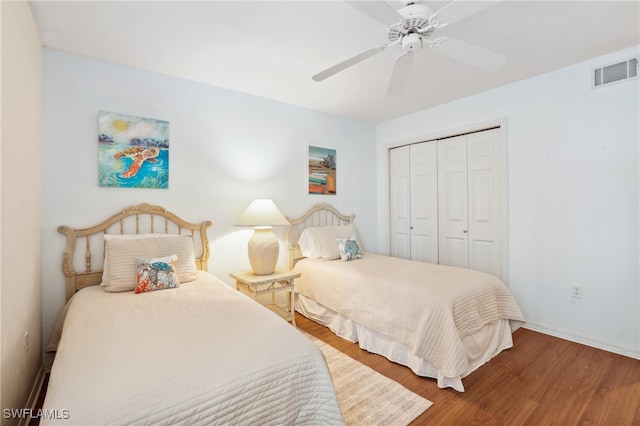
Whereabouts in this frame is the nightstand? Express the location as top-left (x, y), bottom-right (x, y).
top-left (230, 269), bottom-right (300, 326)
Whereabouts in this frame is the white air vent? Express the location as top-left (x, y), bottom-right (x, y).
top-left (592, 57), bottom-right (638, 88)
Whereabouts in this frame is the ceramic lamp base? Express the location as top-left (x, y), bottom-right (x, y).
top-left (247, 226), bottom-right (279, 275)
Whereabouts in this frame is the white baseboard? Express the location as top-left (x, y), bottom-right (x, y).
top-left (523, 322), bottom-right (640, 360)
top-left (18, 364), bottom-right (46, 426)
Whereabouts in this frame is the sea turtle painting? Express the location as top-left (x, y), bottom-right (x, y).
top-left (98, 111), bottom-right (169, 188)
top-left (113, 147), bottom-right (160, 178)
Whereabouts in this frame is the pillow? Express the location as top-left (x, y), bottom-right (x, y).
top-left (313, 224), bottom-right (358, 260)
top-left (101, 233), bottom-right (181, 286)
top-left (104, 235), bottom-right (197, 292)
top-left (135, 254), bottom-right (179, 294)
top-left (336, 235), bottom-right (363, 261)
top-left (298, 228), bottom-right (322, 259)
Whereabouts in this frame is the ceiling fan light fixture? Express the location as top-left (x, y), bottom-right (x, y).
top-left (402, 33), bottom-right (422, 51)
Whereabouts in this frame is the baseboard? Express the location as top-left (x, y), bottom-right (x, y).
top-left (18, 364), bottom-right (46, 426)
top-left (522, 322), bottom-right (640, 360)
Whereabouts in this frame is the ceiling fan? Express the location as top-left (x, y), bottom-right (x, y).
top-left (312, 0), bottom-right (507, 96)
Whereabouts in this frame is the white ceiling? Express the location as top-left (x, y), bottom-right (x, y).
top-left (30, 1), bottom-right (640, 123)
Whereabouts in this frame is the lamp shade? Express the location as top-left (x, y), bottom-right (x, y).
top-left (234, 199), bottom-right (289, 227)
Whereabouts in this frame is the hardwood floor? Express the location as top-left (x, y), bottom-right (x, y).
top-left (32, 314), bottom-right (640, 425)
top-left (296, 314), bottom-right (640, 425)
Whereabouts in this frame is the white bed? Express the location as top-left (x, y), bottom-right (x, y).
top-left (287, 203), bottom-right (525, 392)
top-left (43, 204), bottom-right (343, 425)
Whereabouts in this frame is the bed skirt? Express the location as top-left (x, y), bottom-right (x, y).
top-left (296, 294), bottom-right (522, 392)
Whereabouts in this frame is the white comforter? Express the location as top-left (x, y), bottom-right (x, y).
top-left (42, 271), bottom-right (343, 425)
top-left (294, 253), bottom-right (525, 381)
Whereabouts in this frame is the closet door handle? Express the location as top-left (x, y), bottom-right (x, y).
top-left (463, 230), bottom-right (468, 233)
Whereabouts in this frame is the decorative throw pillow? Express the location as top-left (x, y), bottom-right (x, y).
top-left (336, 236), bottom-right (363, 261)
top-left (135, 254), bottom-right (179, 294)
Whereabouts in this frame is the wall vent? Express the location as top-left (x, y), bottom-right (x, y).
top-left (592, 57), bottom-right (638, 89)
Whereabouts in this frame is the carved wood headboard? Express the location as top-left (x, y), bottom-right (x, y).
top-left (285, 202), bottom-right (355, 269)
top-left (58, 203), bottom-right (212, 301)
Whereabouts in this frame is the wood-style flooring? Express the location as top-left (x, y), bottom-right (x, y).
top-left (296, 314), bottom-right (640, 425)
top-left (31, 313), bottom-right (640, 425)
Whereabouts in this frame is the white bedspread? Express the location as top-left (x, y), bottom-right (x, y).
top-left (294, 253), bottom-right (525, 382)
top-left (42, 271), bottom-right (343, 425)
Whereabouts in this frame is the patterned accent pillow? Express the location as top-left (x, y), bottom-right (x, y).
top-left (135, 254), bottom-right (179, 294)
top-left (336, 236), bottom-right (363, 261)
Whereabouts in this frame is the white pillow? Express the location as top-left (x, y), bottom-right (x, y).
top-left (298, 228), bottom-right (322, 259)
top-left (313, 224), bottom-right (358, 260)
top-left (101, 233), bottom-right (181, 286)
top-left (104, 235), bottom-right (197, 292)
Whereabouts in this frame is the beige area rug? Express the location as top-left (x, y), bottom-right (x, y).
top-left (307, 333), bottom-right (433, 426)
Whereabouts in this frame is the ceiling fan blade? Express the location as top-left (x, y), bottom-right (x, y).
top-left (312, 44), bottom-right (390, 82)
top-left (387, 52), bottom-right (414, 97)
top-left (434, 0), bottom-right (501, 26)
top-left (344, 0), bottom-right (403, 26)
top-left (432, 37), bottom-right (507, 72)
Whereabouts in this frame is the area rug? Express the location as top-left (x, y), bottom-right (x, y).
top-left (306, 333), bottom-right (433, 426)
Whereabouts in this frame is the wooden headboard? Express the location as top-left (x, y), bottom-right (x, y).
top-left (58, 203), bottom-right (212, 301)
top-left (285, 203), bottom-right (355, 268)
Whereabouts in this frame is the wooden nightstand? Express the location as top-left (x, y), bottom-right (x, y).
top-left (230, 269), bottom-right (300, 326)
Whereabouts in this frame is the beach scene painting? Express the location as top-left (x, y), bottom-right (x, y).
top-left (308, 145), bottom-right (336, 195)
top-left (98, 111), bottom-right (169, 189)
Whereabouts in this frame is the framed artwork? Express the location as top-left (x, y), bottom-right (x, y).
top-left (98, 111), bottom-right (169, 188)
top-left (308, 145), bottom-right (336, 195)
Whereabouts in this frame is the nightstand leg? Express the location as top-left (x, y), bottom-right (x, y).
top-left (290, 280), bottom-right (296, 327)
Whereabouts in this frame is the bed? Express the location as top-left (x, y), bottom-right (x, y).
top-left (286, 203), bottom-right (525, 392)
top-left (42, 203), bottom-right (343, 425)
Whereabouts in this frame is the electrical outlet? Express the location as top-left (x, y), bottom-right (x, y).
top-left (571, 285), bottom-right (583, 299)
top-left (23, 332), bottom-right (29, 355)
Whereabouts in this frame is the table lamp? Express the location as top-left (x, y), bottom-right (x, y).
top-left (234, 199), bottom-right (290, 275)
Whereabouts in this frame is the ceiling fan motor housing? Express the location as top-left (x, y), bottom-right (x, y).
top-left (399, 3), bottom-right (433, 28)
top-left (389, 2), bottom-right (435, 47)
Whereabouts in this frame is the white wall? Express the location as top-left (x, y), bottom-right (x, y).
top-left (41, 49), bottom-right (377, 352)
top-left (377, 46), bottom-right (640, 358)
top-left (1, 1), bottom-right (43, 420)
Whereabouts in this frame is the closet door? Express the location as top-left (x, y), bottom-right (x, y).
top-left (389, 146), bottom-right (411, 259)
top-left (467, 129), bottom-right (504, 278)
top-left (389, 127), bottom-right (506, 279)
top-left (437, 135), bottom-right (469, 268)
top-left (409, 142), bottom-right (438, 263)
